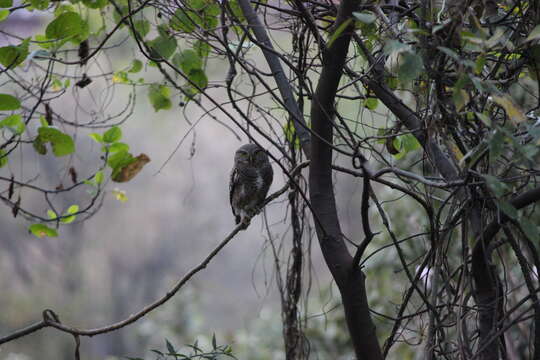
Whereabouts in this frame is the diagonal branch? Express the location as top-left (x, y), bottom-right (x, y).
top-left (0, 163), bottom-right (308, 346)
top-left (236, 0), bottom-right (311, 158)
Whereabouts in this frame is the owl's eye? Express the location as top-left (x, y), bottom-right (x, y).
top-left (253, 150), bottom-right (267, 164)
top-left (236, 152), bottom-right (249, 162)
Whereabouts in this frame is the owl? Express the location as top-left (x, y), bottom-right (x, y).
top-left (229, 143), bottom-right (273, 225)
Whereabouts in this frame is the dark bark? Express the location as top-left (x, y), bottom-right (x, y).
top-left (472, 186), bottom-right (540, 360)
top-left (309, 0), bottom-right (383, 358)
top-left (283, 187), bottom-right (306, 360)
top-left (236, 0), bottom-right (311, 158)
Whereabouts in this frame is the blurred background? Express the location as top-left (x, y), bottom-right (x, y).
top-left (0, 5), bottom-right (421, 360)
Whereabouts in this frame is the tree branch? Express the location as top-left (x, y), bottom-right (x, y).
top-left (308, 0), bottom-right (382, 357)
top-left (0, 165), bottom-right (308, 346)
top-left (236, 0), bottom-right (311, 158)
top-left (472, 186), bottom-right (540, 360)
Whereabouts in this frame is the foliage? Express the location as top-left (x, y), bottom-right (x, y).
top-left (129, 337), bottom-right (236, 360)
top-left (1, 0), bottom-right (540, 358)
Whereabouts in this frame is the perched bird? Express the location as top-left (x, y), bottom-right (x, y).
top-left (229, 143), bottom-right (273, 225)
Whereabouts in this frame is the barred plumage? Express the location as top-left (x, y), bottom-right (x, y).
top-left (229, 144), bottom-right (273, 225)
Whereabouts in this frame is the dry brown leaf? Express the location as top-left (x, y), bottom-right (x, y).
top-left (112, 153), bottom-right (151, 183)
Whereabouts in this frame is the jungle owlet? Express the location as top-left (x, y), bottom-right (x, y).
top-left (229, 144), bottom-right (273, 225)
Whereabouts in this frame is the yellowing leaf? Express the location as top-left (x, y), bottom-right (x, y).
top-left (449, 142), bottom-right (464, 161)
top-left (61, 204), bottom-right (79, 224)
top-left (453, 89), bottom-right (470, 112)
top-left (112, 71), bottom-right (129, 83)
top-left (491, 95), bottom-right (526, 124)
top-left (112, 188), bottom-right (128, 203)
top-left (29, 223), bottom-right (58, 238)
top-left (112, 153), bottom-right (150, 182)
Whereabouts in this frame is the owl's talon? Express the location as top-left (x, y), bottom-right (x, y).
top-left (240, 217), bottom-right (251, 229)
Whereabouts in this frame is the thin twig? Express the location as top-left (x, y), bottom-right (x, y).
top-left (0, 163), bottom-right (309, 345)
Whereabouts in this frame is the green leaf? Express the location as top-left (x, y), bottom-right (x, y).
top-left (132, 20), bottom-right (150, 38)
top-left (148, 84), bottom-right (172, 111)
top-left (172, 49), bottom-right (202, 74)
top-left (61, 204), bottom-right (79, 224)
top-left (483, 174), bottom-right (508, 197)
top-left (0, 40), bottom-right (29, 68)
top-left (194, 40), bottom-right (211, 57)
top-left (54, 3), bottom-right (75, 15)
top-left (475, 55), bottom-right (486, 75)
top-left (148, 33), bottom-right (177, 60)
top-left (0, 94), bottom-right (21, 111)
top-left (390, 133), bottom-right (421, 160)
top-left (107, 150), bottom-right (133, 169)
top-left (376, 128), bottom-right (387, 144)
top-left (33, 137), bottom-right (47, 155)
top-left (128, 59), bottom-right (143, 73)
top-left (353, 11), bottom-right (376, 24)
top-left (81, 0), bottom-right (108, 9)
top-left (112, 4), bottom-right (128, 25)
top-left (30, 0), bottom-right (49, 10)
top-left (201, 10), bottom-right (219, 30)
top-left (108, 142), bottom-right (129, 153)
top-left (401, 133), bottom-right (421, 152)
top-left (34, 34), bottom-right (54, 50)
top-left (89, 133), bottom-right (103, 143)
top-left (188, 0), bottom-right (207, 11)
top-left (165, 339), bottom-right (176, 354)
top-left (475, 112), bottom-right (491, 127)
top-left (0, 114), bottom-right (25, 134)
top-left (437, 46), bottom-right (461, 61)
top-left (227, 0), bottom-right (245, 23)
top-left (363, 97), bottom-right (378, 110)
top-left (29, 224), bottom-right (58, 238)
top-left (103, 126), bottom-right (122, 143)
top-left (526, 25), bottom-right (540, 42)
top-left (398, 51), bottom-right (423, 83)
top-left (107, 150), bottom-right (135, 178)
top-left (37, 127), bottom-right (75, 156)
top-left (327, 18), bottom-right (352, 48)
top-left (94, 170), bottom-right (104, 185)
top-left (0, 149), bottom-right (7, 168)
top-left (170, 9), bottom-right (202, 33)
top-left (188, 69), bottom-right (208, 89)
top-left (453, 88), bottom-right (469, 112)
top-left (283, 120), bottom-right (300, 149)
top-left (46, 12), bottom-right (89, 44)
top-left (204, 2), bottom-right (220, 16)
top-left (386, 76), bottom-right (398, 89)
top-left (112, 70), bottom-right (129, 84)
top-left (0, 9), bottom-right (9, 22)
top-left (47, 209), bottom-right (57, 219)
top-left (0, 0), bottom-right (13, 7)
